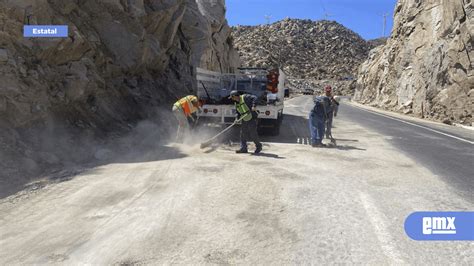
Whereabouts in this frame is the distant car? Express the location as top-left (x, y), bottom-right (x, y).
top-left (303, 88), bottom-right (314, 95)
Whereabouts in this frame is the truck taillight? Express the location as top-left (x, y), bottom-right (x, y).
top-left (213, 109), bottom-right (218, 114)
top-left (265, 111), bottom-right (271, 116)
top-left (204, 109), bottom-right (208, 113)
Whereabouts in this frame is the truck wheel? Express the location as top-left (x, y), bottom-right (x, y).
top-left (270, 114), bottom-right (282, 136)
top-left (270, 123), bottom-right (280, 136)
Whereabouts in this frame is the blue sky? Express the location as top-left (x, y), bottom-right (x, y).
top-left (226, 0), bottom-right (398, 40)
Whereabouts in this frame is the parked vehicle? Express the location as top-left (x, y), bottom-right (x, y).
top-left (196, 67), bottom-right (287, 136)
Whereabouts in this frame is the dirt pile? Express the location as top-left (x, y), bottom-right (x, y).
top-left (355, 1), bottom-right (473, 125)
top-left (0, 0), bottom-right (239, 195)
top-left (231, 18), bottom-right (370, 80)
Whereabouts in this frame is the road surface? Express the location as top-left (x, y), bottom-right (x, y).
top-left (0, 96), bottom-right (473, 264)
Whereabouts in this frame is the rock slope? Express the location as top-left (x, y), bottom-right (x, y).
top-left (231, 18), bottom-right (370, 80)
top-left (0, 0), bottom-right (239, 193)
top-left (355, 0), bottom-right (473, 125)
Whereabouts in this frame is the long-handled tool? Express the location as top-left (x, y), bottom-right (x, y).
top-left (322, 102), bottom-right (337, 147)
top-left (200, 116), bottom-right (245, 149)
top-left (328, 130), bottom-right (337, 146)
top-left (191, 114), bottom-right (200, 129)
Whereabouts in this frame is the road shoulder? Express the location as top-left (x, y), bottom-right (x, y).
top-left (345, 100), bottom-right (474, 141)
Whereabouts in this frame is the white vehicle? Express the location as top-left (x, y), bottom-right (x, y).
top-left (196, 67), bottom-right (288, 136)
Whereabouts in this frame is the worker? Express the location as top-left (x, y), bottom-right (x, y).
top-left (228, 90), bottom-right (263, 154)
top-left (172, 95), bottom-right (201, 143)
top-left (309, 95), bottom-right (332, 147)
top-left (323, 85), bottom-right (340, 139)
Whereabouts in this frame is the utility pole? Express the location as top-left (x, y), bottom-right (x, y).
top-left (319, 0), bottom-right (333, 20)
top-left (264, 14), bottom-right (272, 24)
top-left (382, 13), bottom-right (388, 37)
top-left (324, 13), bottom-right (333, 20)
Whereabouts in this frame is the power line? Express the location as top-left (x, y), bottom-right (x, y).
top-left (319, 0), bottom-right (331, 20)
top-left (319, 0), bottom-right (327, 14)
top-left (382, 13), bottom-right (389, 37)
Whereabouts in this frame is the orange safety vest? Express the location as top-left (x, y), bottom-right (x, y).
top-left (174, 95), bottom-right (198, 117)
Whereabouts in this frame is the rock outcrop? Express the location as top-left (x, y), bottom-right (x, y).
top-left (367, 37), bottom-right (388, 49)
top-left (0, 0), bottom-right (239, 194)
top-left (355, 0), bottom-right (473, 125)
top-left (232, 19), bottom-right (371, 80)
top-left (288, 78), bottom-right (356, 96)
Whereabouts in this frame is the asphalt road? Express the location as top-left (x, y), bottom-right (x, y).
top-left (0, 96), bottom-right (473, 264)
top-left (338, 101), bottom-right (474, 202)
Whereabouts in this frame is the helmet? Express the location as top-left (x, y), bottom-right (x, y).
top-left (228, 90), bottom-right (240, 99)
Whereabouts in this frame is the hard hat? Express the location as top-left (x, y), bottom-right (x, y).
top-left (228, 90), bottom-right (240, 99)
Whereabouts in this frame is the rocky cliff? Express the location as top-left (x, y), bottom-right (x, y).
top-left (232, 19), bottom-right (370, 80)
top-left (0, 0), bottom-right (239, 193)
top-left (355, 0), bottom-right (473, 125)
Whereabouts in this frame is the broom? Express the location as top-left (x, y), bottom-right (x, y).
top-left (200, 116), bottom-right (245, 149)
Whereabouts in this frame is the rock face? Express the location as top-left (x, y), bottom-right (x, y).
top-left (232, 19), bottom-right (370, 80)
top-left (288, 78), bottom-right (356, 96)
top-left (0, 0), bottom-right (239, 192)
top-left (367, 37), bottom-right (388, 50)
top-left (355, 0), bottom-right (473, 125)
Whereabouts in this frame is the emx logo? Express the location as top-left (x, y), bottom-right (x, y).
top-left (423, 217), bottom-right (456, 235)
top-left (405, 212), bottom-right (474, 241)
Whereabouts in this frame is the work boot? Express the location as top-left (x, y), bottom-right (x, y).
top-left (254, 143), bottom-right (262, 154)
top-left (236, 149), bottom-right (248, 154)
top-left (312, 143), bottom-right (325, 148)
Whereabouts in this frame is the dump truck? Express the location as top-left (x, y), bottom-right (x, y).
top-left (196, 67), bottom-right (288, 136)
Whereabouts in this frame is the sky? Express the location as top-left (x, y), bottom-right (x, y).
top-left (226, 0), bottom-right (398, 40)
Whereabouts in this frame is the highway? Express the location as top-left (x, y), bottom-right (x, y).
top-left (339, 101), bottom-right (474, 201)
top-left (0, 96), bottom-right (472, 264)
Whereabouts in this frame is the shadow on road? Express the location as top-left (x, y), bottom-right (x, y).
top-left (251, 152), bottom-right (286, 159)
top-left (335, 138), bottom-right (359, 142)
top-left (331, 145), bottom-right (366, 151)
top-left (263, 115), bottom-right (366, 153)
top-left (202, 113), bottom-right (366, 155)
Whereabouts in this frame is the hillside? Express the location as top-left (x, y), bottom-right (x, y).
top-left (232, 18), bottom-right (371, 80)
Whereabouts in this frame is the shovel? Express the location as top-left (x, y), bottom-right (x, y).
top-left (200, 116), bottom-right (245, 149)
top-left (328, 133), bottom-right (337, 146)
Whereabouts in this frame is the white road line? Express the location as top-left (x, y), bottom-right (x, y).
top-left (359, 192), bottom-right (405, 264)
top-left (349, 104), bottom-right (474, 145)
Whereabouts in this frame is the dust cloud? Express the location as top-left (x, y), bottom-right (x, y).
top-left (0, 107), bottom-right (216, 198)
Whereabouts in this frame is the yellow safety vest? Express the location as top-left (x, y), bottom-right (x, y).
top-left (235, 95), bottom-right (252, 122)
top-left (174, 95), bottom-right (198, 117)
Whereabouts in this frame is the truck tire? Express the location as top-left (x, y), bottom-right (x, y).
top-left (257, 113), bottom-right (282, 136)
top-left (269, 114), bottom-right (283, 136)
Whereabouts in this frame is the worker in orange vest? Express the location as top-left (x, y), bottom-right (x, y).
top-left (172, 95), bottom-right (202, 143)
